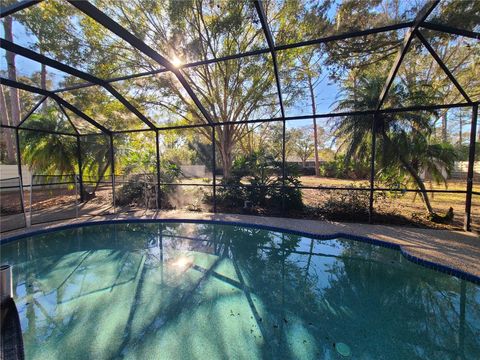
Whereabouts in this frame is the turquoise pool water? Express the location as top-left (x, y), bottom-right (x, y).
top-left (1, 222), bottom-right (479, 359)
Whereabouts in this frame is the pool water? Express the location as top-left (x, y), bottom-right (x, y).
top-left (1, 222), bottom-right (479, 359)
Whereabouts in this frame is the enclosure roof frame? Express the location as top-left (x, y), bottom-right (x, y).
top-left (376, 0), bottom-right (440, 111)
top-left (0, 39), bottom-right (156, 130)
top-left (0, 0), bottom-right (476, 133)
top-left (0, 0), bottom-right (42, 18)
top-left (0, 77), bottom-right (111, 134)
top-left (67, 0), bottom-right (215, 127)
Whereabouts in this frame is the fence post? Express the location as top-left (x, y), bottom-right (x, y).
top-left (143, 173), bottom-right (148, 210)
top-left (76, 135), bottom-right (84, 202)
top-left (464, 104), bottom-right (478, 231)
top-left (29, 173), bottom-right (33, 227)
top-left (14, 128), bottom-right (27, 227)
top-left (281, 118), bottom-right (286, 215)
top-left (155, 129), bottom-right (161, 210)
top-left (74, 173), bottom-right (79, 218)
top-left (212, 126), bottom-right (217, 213)
top-left (109, 134), bottom-right (116, 214)
top-left (369, 114), bottom-right (377, 224)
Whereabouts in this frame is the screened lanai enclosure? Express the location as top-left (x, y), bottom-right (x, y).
top-left (0, 0), bottom-right (479, 234)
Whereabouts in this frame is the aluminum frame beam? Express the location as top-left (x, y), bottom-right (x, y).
top-left (464, 104), bottom-right (478, 231)
top-left (369, 114), bottom-right (377, 223)
top-left (253, 0), bottom-right (285, 119)
top-left (14, 128), bottom-right (26, 220)
top-left (155, 129), bottom-right (161, 209)
top-left (52, 21), bottom-right (415, 95)
top-left (68, 0), bottom-right (215, 126)
top-left (0, 123), bottom-right (80, 137)
top-left (415, 30), bottom-right (472, 103)
top-left (420, 22), bottom-right (480, 40)
top-left (0, 0), bottom-right (42, 18)
top-left (108, 101), bottom-right (475, 133)
top-left (0, 77), bottom-right (110, 134)
top-left (254, 0), bottom-right (287, 211)
top-left (76, 135), bottom-right (84, 202)
top-left (0, 39), bottom-right (156, 129)
top-left (377, 0), bottom-right (440, 111)
top-left (17, 95), bottom-right (47, 127)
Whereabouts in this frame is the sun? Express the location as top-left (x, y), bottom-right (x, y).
top-left (171, 55), bottom-right (183, 68)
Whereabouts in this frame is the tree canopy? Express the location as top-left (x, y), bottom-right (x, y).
top-left (0, 0), bottom-right (478, 218)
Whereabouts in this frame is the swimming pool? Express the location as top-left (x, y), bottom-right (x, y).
top-left (1, 221), bottom-right (479, 359)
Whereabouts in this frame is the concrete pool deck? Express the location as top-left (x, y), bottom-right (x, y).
top-left (2, 210), bottom-right (479, 280)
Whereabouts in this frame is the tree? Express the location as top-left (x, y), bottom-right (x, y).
top-left (3, 0), bottom-right (476, 192)
top-left (289, 125), bottom-right (330, 168)
top-left (0, 85), bottom-right (16, 163)
top-left (2, 15), bottom-right (21, 163)
top-left (15, 1), bottom-right (82, 91)
top-left (290, 127), bottom-right (314, 167)
top-left (333, 75), bottom-right (456, 216)
top-left (270, 0), bottom-right (332, 177)
top-left (93, 0), bottom-right (304, 178)
top-left (285, 51), bottom-right (328, 176)
top-left (20, 109), bottom-right (77, 175)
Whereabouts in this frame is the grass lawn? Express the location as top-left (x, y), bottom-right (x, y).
top-left (177, 176), bottom-right (479, 230)
top-left (5, 176), bottom-right (476, 232)
top-left (299, 176), bottom-right (480, 231)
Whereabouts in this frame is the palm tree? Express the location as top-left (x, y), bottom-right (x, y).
top-left (332, 75), bottom-right (456, 216)
top-left (20, 110), bottom-right (77, 175)
top-left (20, 107), bottom-right (112, 198)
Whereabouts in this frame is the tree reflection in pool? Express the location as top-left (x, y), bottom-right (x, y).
top-left (1, 222), bottom-right (479, 359)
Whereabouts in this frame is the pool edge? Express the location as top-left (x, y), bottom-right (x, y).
top-left (1, 217), bottom-right (479, 285)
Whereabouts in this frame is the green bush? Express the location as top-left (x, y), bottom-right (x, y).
top-left (216, 151), bottom-right (303, 212)
top-left (321, 189), bottom-right (370, 220)
top-left (116, 175), bottom-right (146, 206)
top-left (319, 155), bottom-right (369, 179)
top-left (310, 186), bottom-right (387, 221)
top-left (116, 161), bottom-right (181, 207)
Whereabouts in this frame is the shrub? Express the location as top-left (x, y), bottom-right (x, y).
top-left (321, 189), bottom-right (370, 220)
top-left (318, 155), bottom-right (369, 179)
top-left (116, 174), bottom-right (152, 207)
top-left (216, 151), bottom-right (303, 213)
top-left (299, 167), bottom-right (316, 176)
top-left (310, 186), bottom-right (386, 221)
top-left (116, 161), bottom-right (181, 207)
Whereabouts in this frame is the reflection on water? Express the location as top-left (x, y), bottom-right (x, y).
top-left (1, 222), bottom-right (479, 359)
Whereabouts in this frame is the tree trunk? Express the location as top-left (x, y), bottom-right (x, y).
top-left (41, 64), bottom-right (47, 89)
top-left (39, 35), bottom-right (48, 109)
top-left (0, 85), bottom-right (16, 163)
top-left (381, 132), bottom-right (434, 215)
top-left (90, 161), bottom-right (111, 196)
top-left (399, 156), bottom-right (434, 215)
top-left (459, 113), bottom-right (463, 145)
top-left (219, 142), bottom-right (233, 179)
top-left (308, 76), bottom-right (320, 177)
top-left (4, 17), bottom-right (21, 127)
top-left (442, 112), bottom-right (447, 142)
top-left (218, 125), bottom-right (234, 179)
top-left (41, 64), bottom-right (47, 111)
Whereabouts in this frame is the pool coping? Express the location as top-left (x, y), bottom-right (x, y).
top-left (1, 213), bottom-right (479, 285)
